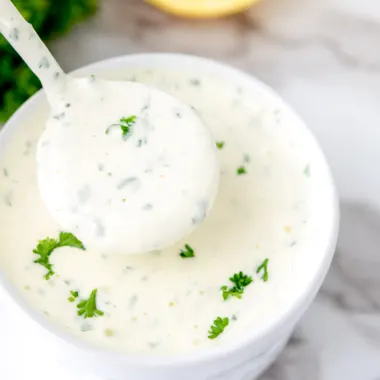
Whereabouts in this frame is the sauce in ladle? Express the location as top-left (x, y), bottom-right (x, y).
top-left (0, 0), bottom-right (219, 254)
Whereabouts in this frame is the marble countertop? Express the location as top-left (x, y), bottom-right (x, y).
top-left (2, 0), bottom-right (380, 379)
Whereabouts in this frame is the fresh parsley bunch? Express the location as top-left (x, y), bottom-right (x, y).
top-left (0, 0), bottom-right (97, 123)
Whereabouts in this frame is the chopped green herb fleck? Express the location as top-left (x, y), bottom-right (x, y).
top-left (33, 232), bottom-right (85, 280)
top-left (33, 238), bottom-right (57, 279)
top-left (179, 244), bottom-right (195, 258)
top-left (208, 317), bottom-right (229, 339)
top-left (77, 289), bottom-right (104, 319)
top-left (221, 285), bottom-right (244, 300)
top-left (9, 28), bottom-right (19, 41)
top-left (68, 290), bottom-right (79, 303)
top-left (257, 258), bottom-right (269, 282)
top-left (304, 164), bottom-right (310, 177)
top-left (120, 115), bottom-right (136, 127)
top-left (216, 141), bottom-right (225, 150)
top-left (105, 328), bottom-right (114, 337)
top-left (221, 271), bottom-right (253, 300)
top-left (106, 115), bottom-right (136, 139)
top-left (190, 78), bottom-right (201, 86)
top-left (237, 166), bottom-right (247, 175)
top-left (58, 232), bottom-right (85, 250)
top-left (230, 271), bottom-right (253, 288)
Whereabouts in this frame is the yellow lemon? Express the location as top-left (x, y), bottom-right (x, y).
top-left (147, 0), bottom-right (260, 19)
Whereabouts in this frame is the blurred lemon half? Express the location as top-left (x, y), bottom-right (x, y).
top-left (147, 0), bottom-right (260, 19)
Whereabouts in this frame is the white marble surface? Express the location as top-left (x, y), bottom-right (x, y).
top-left (1, 0), bottom-right (380, 378)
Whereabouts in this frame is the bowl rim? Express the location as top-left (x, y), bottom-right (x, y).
top-left (0, 52), bottom-right (340, 367)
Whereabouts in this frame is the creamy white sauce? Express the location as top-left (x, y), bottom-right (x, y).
top-left (37, 78), bottom-right (219, 254)
top-left (0, 1), bottom-right (219, 254)
top-left (0, 68), bottom-right (334, 355)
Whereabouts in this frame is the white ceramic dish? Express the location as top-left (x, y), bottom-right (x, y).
top-left (0, 54), bottom-right (339, 380)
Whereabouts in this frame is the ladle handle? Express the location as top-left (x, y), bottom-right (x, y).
top-left (0, 0), bottom-right (67, 103)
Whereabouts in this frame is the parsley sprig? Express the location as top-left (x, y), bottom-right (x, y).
top-left (208, 317), bottom-right (229, 339)
top-left (68, 290), bottom-right (79, 303)
top-left (220, 286), bottom-right (244, 300)
top-left (257, 258), bottom-right (269, 282)
top-left (221, 271), bottom-right (253, 300)
top-left (216, 141), bottom-right (224, 150)
top-left (236, 166), bottom-right (247, 175)
top-left (179, 244), bottom-right (195, 258)
top-left (106, 115), bottom-right (136, 140)
top-left (77, 289), bottom-right (104, 319)
top-left (33, 232), bottom-right (85, 280)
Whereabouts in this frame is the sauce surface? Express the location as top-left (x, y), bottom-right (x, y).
top-left (0, 67), bottom-right (334, 355)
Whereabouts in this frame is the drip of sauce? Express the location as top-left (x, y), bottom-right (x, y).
top-left (0, 0), bottom-right (219, 254)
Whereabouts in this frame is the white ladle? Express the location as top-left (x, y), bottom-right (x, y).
top-left (0, 0), bottom-right (219, 255)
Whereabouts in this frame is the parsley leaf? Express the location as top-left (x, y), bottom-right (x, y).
top-left (216, 141), bottom-right (224, 150)
top-left (33, 238), bottom-right (57, 280)
top-left (257, 258), bottom-right (269, 282)
top-left (208, 317), bottom-right (229, 339)
top-left (58, 232), bottom-right (85, 250)
top-left (179, 244), bottom-right (195, 258)
top-left (230, 272), bottom-right (253, 288)
top-left (77, 289), bottom-right (104, 319)
top-left (236, 166), bottom-right (247, 175)
top-left (221, 285), bottom-right (244, 300)
top-left (106, 115), bottom-right (136, 140)
top-left (33, 232), bottom-right (85, 280)
top-left (119, 115), bottom-right (136, 126)
top-left (221, 271), bottom-right (253, 300)
top-left (68, 290), bottom-right (79, 303)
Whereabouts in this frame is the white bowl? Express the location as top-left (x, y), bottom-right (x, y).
top-left (0, 54), bottom-right (339, 380)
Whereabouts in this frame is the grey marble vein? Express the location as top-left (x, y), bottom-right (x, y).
top-left (321, 201), bottom-right (380, 312)
top-left (235, 15), bottom-right (380, 73)
top-left (260, 332), bottom-right (321, 380)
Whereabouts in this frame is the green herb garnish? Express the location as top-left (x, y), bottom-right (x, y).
top-left (221, 286), bottom-right (244, 300)
top-left (68, 290), bottom-right (79, 303)
top-left (58, 232), bottom-right (86, 249)
top-left (77, 289), bottom-right (104, 319)
top-left (33, 232), bottom-right (85, 280)
top-left (216, 141), bottom-right (225, 150)
top-left (230, 272), bottom-right (253, 288)
top-left (179, 244), bottom-right (195, 258)
top-left (208, 317), bottom-right (229, 339)
top-left (257, 258), bottom-right (269, 282)
top-left (236, 166), bottom-right (247, 175)
top-left (221, 271), bottom-right (253, 300)
top-left (106, 115), bottom-right (136, 139)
